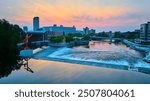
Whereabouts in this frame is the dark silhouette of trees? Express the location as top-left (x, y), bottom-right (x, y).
top-left (0, 19), bottom-right (23, 78)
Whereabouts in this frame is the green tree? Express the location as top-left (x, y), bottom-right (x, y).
top-left (125, 31), bottom-right (140, 40)
top-left (114, 32), bottom-right (124, 38)
top-left (50, 36), bottom-right (64, 43)
top-left (97, 32), bottom-right (109, 37)
top-left (82, 34), bottom-right (91, 40)
top-left (65, 35), bottom-right (74, 43)
top-left (69, 33), bottom-right (82, 37)
top-left (0, 19), bottom-right (22, 65)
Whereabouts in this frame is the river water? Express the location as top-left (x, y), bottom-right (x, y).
top-left (1, 41), bottom-right (150, 83)
top-left (47, 41), bottom-right (150, 69)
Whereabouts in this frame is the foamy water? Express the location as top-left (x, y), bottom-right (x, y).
top-left (47, 46), bottom-right (150, 68)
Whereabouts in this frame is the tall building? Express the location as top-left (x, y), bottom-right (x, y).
top-left (33, 17), bottom-right (40, 31)
top-left (83, 27), bottom-right (89, 34)
top-left (140, 22), bottom-right (150, 43)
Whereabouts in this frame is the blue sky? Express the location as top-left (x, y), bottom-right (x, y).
top-left (0, 0), bottom-right (150, 32)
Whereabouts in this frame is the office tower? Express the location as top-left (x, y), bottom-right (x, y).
top-left (33, 17), bottom-right (39, 31)
top-left (140, 22), bottom-right (150, 43)
top-left (83, 27), bottom-right (90, 34)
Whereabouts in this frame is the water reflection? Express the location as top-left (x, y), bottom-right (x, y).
top-left (0, 61), bottom-right (21, 79)
top-left (0, 58), bottom-right (34, 79)
top-left (23, 59), bottom-right (34, 73)
top-left (0, 59), bottom-right (150, 84)
top-left (72, 41), bottom-right (144, 66)
top-left (89, 41), bottom-right (116, 51)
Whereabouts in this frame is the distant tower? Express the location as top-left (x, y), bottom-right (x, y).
top-left (33, 17), bottom-right (39, 31)
top-left (83, 27), bottom-right (89, 34)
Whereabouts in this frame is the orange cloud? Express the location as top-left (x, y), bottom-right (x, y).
top-left (2, 0), bottom-right (147, 31)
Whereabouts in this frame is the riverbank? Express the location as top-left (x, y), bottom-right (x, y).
top-left (123, 39), bottom-right (150, 52)
top-left (123, 39), bottom-right (150, 63)
top-left (0, 59), bottom-right (150, 84)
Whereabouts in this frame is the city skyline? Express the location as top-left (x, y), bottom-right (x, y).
top-left (0, 0), bottom-right (150, 32)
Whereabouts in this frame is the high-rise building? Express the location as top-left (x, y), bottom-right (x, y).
top-left (140, 22), bottom-right (150, 43)
top-left (83, 27), bottom-right (89, 34)
top-left (33, 17), bottom-right (40, 31)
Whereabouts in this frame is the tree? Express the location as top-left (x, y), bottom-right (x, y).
top-left (65, 35), bottom-right (74, 43)
top-left (50, 36), bottom-right (64, 43)
top-left (0, 19), bottom-right (22, 66)
top-left (125, 31), bottom-right (140, 40)
top-left (114, 32), bottom-right (124, 38)
top-left (82, 34), bottom-right (91, 40)
top-left (97, 32), bottom-right (109, 37)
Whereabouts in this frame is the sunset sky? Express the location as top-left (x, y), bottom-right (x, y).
top-left (0, 0), bottom-right (150, 32)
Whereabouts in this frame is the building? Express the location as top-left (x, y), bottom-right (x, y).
top-left (76, 30), bottom-right (84, 34)
top-left (27, 31), bottom-right (48, 42)
top-left (140, 22), bottom-right (150, 43)
top-left (89, 29), bottom-right (96, 34)
top-left (33, 17), bottom-right (40, 31)
top-left (42, 24), bottom-right (77, 35)
top-left (47, 31), bottom-right (64, 37)
top-left (134, 29), bottom-right (140, 38)
top-left (83, 27), bottom-right (96, 34)
top-left (83, 27), bottom-right (90, 34)
top-left (23, 26), bottom-right (28, 32)
top-left (135, 29), bottom-right (140, 33)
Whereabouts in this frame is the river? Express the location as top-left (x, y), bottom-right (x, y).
top-left (1, 41), bottom-right (150, 83)
top-left (46, 41), bottom-right (150, 69)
